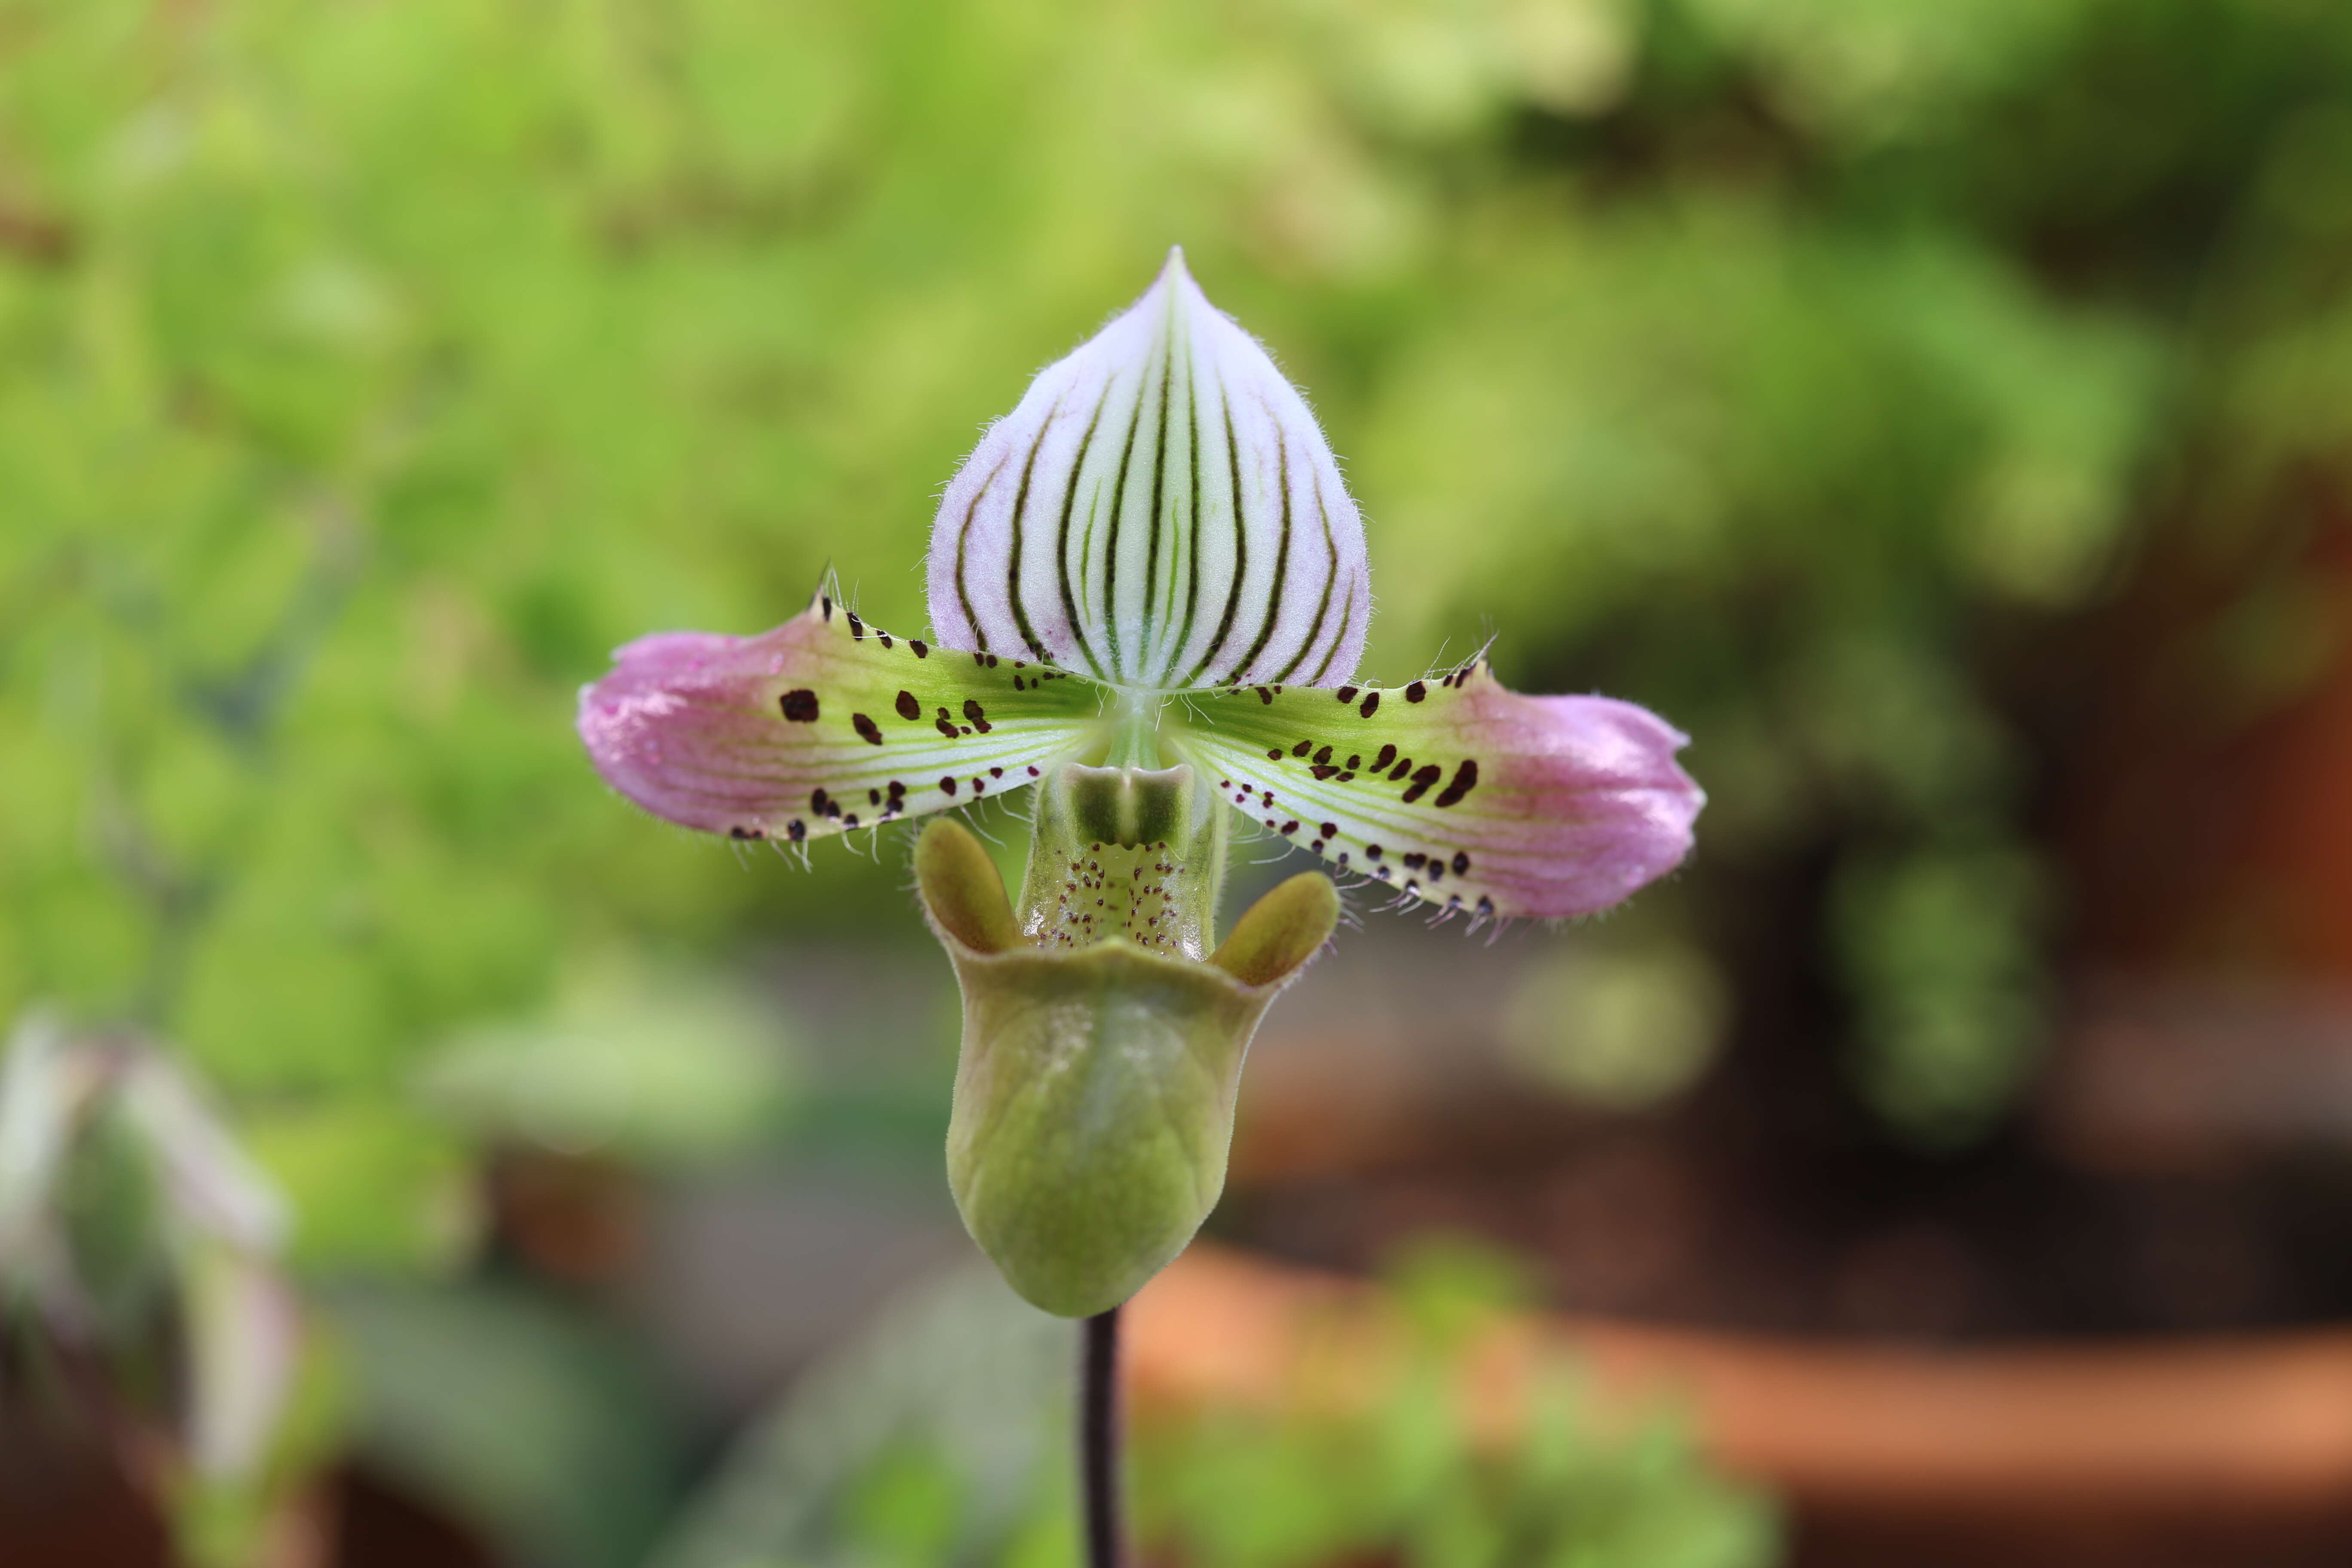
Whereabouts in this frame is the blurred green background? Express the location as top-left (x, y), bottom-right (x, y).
top-left (11, 0), bottom-right (2352, 1562)
top-left (2, 0), bottom-right (2298, 1212)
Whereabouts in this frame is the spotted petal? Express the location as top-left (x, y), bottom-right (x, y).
top-left (1167, 664), bottom-right (1701, 920)
top-left (927, 249), bottom-right (1370, 693)
top-left (579, 594), bottom-right (1102, 844)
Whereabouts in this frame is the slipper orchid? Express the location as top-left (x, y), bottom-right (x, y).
top-left (579, 251), bottom-right (1702, 1315)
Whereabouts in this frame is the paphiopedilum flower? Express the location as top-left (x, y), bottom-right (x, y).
top-left (579, 251), bottom-right (1702, 1315)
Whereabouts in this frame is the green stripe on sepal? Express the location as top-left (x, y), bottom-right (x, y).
top-left (916, 816), bottom-right (1336, 1317)
top-left (925, 249), bottom-right (1371, 692)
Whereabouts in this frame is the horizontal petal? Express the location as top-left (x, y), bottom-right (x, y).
top-left (578, 595), bottom-right (1102, 843)
top-left (927, 248), bottom-right (1370, 692)
top-left (1165, 663), bottom-right (1701, 920)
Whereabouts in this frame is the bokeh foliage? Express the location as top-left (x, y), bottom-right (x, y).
top-left (652, 1252), bottom-right (1774, 1568)
top-left (7, 0), bottom-right (2352, 1268)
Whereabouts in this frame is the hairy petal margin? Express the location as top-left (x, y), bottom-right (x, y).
top-left (578, 594), bottom-right (1102, 844)
top-left (1168, 662), bottom-right (1702, 920)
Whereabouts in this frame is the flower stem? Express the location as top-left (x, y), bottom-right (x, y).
top-left (1080, 1305), bottom-right (1127, 1568)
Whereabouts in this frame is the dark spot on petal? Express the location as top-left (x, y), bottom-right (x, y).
top-left (1359, 691), bottom-right (1380, 718)
top-left (879, 632), bottom-right (893, 649)
top-left (780, 689), bottom-right (820, 722)
top-left (1433, 760), bottom-right (1479, 808)
top-left (729, 825), bottom-right (762, 839)
top-left (1337, 686), bottom-right (1358, 702)
top-left (821, 596), bottom-right (833, 620)
top-left (1453, 851), bottom-right (1470, 874)
top-left (973, 778), bottom-right (986, 793)
top-left (1314, 745), bottom-right (1332, 765)
top-left (1401, 764), bottom-right (1442, 803)
top-left (1476, 896), bottom-right (1494, 917)
top-left (1267, 749), bottom-right (1284, 761)
top-left (1310, 765), bottom-right (1336, 780)
top-left (869, 788), bottom-right (881, 805)
top-left (846, 611), bottom-right (865, 640)
top-left (842, 812), bottom-right (859, 827)
top-left (787, 819), bottom-right (806, 842)
top-left (1289, 740), bottom-right (1310, 756)
top-left (1346, 755), bottom-right (1360, 770)
top-left (1372, 744), bottom-right (1396, 772)
top-left (1403, 852), bottom-right (1426, 870)
top-left (911, 640), bottom-right (929, 658)
top-left (1406, 680), bottom-right (1427, 702)
top-left (1256, 686), bottom-right (1274, 704)
top-left (853, 712), bottom-right (883, 745)
top-left (1027, 766), bottom-right (1041, 776)
top-left (810, 787), bottom-right (829, 813)
top-left (1365, 844), bottom-right (1383, 860)
top-left (1280, 821), bottom-right (1298, 835)
top-left (896, 689), bottom-right (921, 721)
top-left (936, 716), bottom-right (960, 738)
top-left (940, 776), bottom-right (958, 795)
top-left (986, 653), bottom-right (1000, 667)
top-left (963, 698), bottom-right (992, 733)
top-left (1337, 772), bottom-right (1355, 782)
top-left (1320, 822), bottom-right (1338, 839)
top-left (1388, 757), bottom-right (1413, 781)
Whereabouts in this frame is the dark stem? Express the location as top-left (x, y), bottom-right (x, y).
top-left (1080, 1305), bottom-right (1127, 1568)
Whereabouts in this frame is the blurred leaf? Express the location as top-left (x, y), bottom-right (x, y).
top-left (420, 954), bottom-right (796, 1164)
top-left (1834, 845), bottom-right (2049, 1144)
top-left (326, 1278), bottom-right (684, 1568)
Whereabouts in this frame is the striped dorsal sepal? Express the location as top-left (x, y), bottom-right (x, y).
top-left (577, 592), bottom-right (1103, 846)
top-left (1166, 661), bottom-right (1703, 922)
top-left (926, 249), bottom-right (1370, 694)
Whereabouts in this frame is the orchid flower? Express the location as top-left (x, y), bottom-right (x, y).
top-left (579, 251), bottom-right (1701, 1317)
